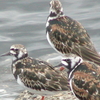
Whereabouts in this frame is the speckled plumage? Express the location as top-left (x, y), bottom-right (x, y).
top-left (46, 0), bottom-right (100, 65)
top-left (61, 56), bottom-right (100, 100)
top-left (1, 44), bottom-right (69, 99)
top-left (13, 57), bottom-right (69, 93)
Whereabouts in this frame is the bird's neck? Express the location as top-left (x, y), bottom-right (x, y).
top-left (12, 54), bottom-right (28, 79)
top-left (68, 58), bottom-right (83, 79)
top-left (48, 9), bottom-right (64, 20)
top-left (49, 11), bottom-right (64, 17)
top-left (13, 53), bottom-right (28, 62)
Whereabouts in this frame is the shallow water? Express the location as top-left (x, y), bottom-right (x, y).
top-left (0, 0), bottom-right (100, 100)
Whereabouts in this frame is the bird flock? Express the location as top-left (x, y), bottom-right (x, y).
top-left (1, 0), bottom-right (100, 100)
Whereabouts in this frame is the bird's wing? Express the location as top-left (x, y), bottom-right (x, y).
top-left (47, 16), bottom-right (100, 65)
top-left (18, 58), bottom-right (69, 91)
top-left (70, 61), bottom-right (100, 99)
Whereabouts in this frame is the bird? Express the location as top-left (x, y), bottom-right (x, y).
top-left (46, 0), bottom-right (100, 65)
top-left (61, 56), bottom-right (100, 100)
top-left (1, 44), bottom-right (69, 100)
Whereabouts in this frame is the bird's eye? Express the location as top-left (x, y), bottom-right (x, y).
top-left (10, 48), bottom-right (18, 52)
top-left (15, 49), bottom-right (19, 51)
top-left (64, 59), bottom-right (70, 62)
top-left (66, 59), bottom-right (71, 62)
top-left (10, 48), bottom-right (14, 51)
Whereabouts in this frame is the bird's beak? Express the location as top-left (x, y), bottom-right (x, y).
top-left (0, 52), bottom-right (11, 57)
top-left (54, 63), bottom-right (64, 68)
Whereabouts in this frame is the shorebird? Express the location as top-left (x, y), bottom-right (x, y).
top-left (1, 44), bottom-right (69, 100)
top-left (46, 0), bottom-right (100, 65)
top-left (61, 56), bottom-right (100, 100)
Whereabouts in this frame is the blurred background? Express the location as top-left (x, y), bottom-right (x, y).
top-left (0, 0), bottom-right (100, 100)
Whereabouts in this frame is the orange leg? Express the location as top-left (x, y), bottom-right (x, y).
top-left (41, 96), bottom-right (45, 100)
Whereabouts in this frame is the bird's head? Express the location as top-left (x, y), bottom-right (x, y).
top-left (61, 56), bottom-right (83, 71)
top-left (49, 0), bottom-right (63, 17)
top-left (1, 44), bottom-right (28, 60)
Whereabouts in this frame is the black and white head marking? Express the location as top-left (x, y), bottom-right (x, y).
top-left (46, 0), bottom-right (64, 28)
top-left (10, 44), bottom-right (28, 60)
top-left (61, 56), bottom-right (83, 78)
top-left (0, 44), bottom-right (28, 61)
top-left (49, 0), bottom-right (64, 18)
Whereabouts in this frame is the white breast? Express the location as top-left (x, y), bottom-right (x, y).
top-left (17, 75), bottom-right (25, 87)
top-left (46, 32), bottom-right (65, 56)
top-left (69, 77), bottom-right (76, 96)
top-left (46, 32), bottom-right (55, 49)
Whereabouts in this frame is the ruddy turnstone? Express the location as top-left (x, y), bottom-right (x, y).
top-left (46, 0), bottom-right (100, 65)
top-left (61, 56), bottom-right (100, 100)
top-left (1, 44), bottom-right (69, 100)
